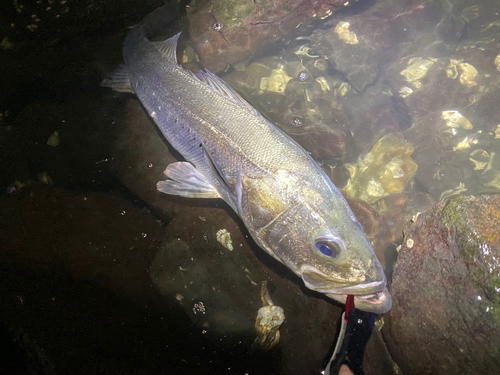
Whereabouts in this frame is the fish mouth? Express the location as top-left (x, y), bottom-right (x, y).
top-left (326, 286), bottom-right (392, 314)
top-left (300, 266), bottom-right (392, 313)
top-left (329, 280), bottom-right (386, 295)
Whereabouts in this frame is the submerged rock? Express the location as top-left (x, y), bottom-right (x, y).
top-left (365, 191), bottom-right (437, 279)
top-left (344, 134), bottom-right (418, 204)
top-left (0, 184), bottom-right (285, 374)
top-left (187, 0), bottom-right (347, 73)
top-left (385, 194), bottom-right (500, 374)
top-left (379, 0), bottom-right (500, 201)
top-left (390, 52), bottom-right (500, 201)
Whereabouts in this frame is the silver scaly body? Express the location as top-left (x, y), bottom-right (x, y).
top-left (104, 25), bottom-right (391, 313)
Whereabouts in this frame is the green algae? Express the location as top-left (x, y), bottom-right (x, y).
top-left (213, 0), bottom-right (256, 28)
top-left (440, 195), bottom-right (500, 324)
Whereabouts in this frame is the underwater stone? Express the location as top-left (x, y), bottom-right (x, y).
top-left (385, 194), bottom-right (500, 375)
top-left (187, 0), bottom-right (348, 73)
top-left (371, 191), bottom-right (437, 277)
top-left (333, 22), bottom-right (358, 45)
top-left (344, 134), bottom-right (418, 204)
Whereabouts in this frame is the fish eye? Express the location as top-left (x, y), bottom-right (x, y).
top-left (314, 238), bottom-right (342, 258)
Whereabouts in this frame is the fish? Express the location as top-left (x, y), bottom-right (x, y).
top-left (102, 24), bottom-right (392, 314)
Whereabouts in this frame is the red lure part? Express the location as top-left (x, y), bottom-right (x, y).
top-left (345, 295), bottom-right (355, 320)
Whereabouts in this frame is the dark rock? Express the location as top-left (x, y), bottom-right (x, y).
top-left (0, 0), bottom-right (163, 115)
top-left (313, 5), bottom-right (404, 93)
top-left (341, 84), bottom-right (407, 154)
top-left (288, 123), bottom-right (354, 162)
top-left (0, 184), bottom-right (165, 305)
top-left (1, 96), bottom-right (121, 193)
top-left (373, 193), bottom-right (437, 243)
top-left (385, 194), bottom-right (500, 374)
top-left (0, 184), bottom-right (301, 374)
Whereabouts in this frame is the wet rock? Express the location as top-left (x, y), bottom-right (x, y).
top-left (0, 184), bottom-right (290, 375)
top-left (342, 85), bottom-right (408, 154)
top-left (372, 191), bottom-right (437, 279)
top-left (187, 0), bottom-right (347, 73)
top-left (287, 123), bottom-right (354, 162)
top-left (150, 207), bottom-right (263, 342)
top-left (385, 194), bottom-right (500, 374)
top-left (312, 8), bottom-right (402, 92)
top-left (0, 0), bottom-right (163, 116)
top-left (400, 84), bottom-right (500, 202)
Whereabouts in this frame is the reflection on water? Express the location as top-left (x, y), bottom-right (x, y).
top-left (1, 0), bottom-right (500, 374)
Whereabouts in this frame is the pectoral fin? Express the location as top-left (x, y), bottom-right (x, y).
top-left (201, 144), bottom-right (235, 195)
top-left (157, 162), bottom-right (220, 198)
top-left (101, 64), bottom-right (133, 93)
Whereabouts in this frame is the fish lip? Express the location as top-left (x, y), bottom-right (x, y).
top-left (326, 287), bottom-right (392, 314)
top-left (309, 280), bottom-right (387, 296)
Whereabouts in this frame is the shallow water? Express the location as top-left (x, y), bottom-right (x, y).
top-left (1, 0), bottom-right (499, 374)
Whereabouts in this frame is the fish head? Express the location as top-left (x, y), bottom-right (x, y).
top-left (241, 171), bottom-right (391, 314)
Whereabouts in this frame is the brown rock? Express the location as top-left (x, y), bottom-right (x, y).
top-left (384, 194), bottom-right (500, 374)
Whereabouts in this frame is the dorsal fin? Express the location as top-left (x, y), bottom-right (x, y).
top-left (152, 32), bottom-right (263, 118)
top-left (151, 32), bottom-right (181, 63)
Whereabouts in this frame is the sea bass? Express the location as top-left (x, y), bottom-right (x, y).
top-left (103, 26), bottom-right (392, 314)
